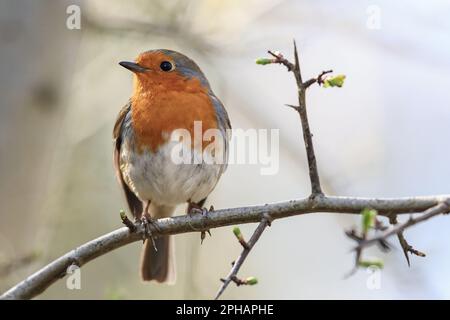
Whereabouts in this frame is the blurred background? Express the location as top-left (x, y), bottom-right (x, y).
top-left (1, 0), bottom-right (450, 299)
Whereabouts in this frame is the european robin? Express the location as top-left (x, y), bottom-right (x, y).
top-left (113, 49), bottom-right (231, 283)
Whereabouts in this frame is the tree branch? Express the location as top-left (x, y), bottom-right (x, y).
top-left (355, 201), bottom-right (450, 252)
top-left (215, 215), bottom-right (272, 300)
top-left (269, 41), bottom-right (324, 195)
top-left (1, 195), bottom-right (449, 300)
top-left (388, 215), bottom-right (426, 266)
top-left (213, 44), bottom-right (332, 298)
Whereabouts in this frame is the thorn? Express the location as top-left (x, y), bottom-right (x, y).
top-left (285, 104), bottom-right (300, 111)
top-left (293, 39), bottom-right (300, 73)
top-left (397, 233), bottom-right (411, 267)
top-left (389, 215), bottom-right (425, 267)
top-left (343, 267), bottom-right (359, 279)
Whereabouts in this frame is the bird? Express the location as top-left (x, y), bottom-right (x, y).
top-left (113, 49), bottom-right (231, 284)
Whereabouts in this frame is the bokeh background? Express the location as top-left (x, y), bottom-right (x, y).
top-left (1, 0), bottom-right (450, 299)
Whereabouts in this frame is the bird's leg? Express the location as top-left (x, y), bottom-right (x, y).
top-left (187, 200), bottom-right (213, 244)
top-left (137, 200), bottom-right (160, 250)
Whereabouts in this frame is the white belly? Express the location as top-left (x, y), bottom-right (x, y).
top-left (120, 140), bottom-right (224, 206)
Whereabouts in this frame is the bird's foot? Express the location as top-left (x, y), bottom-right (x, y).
top-left (187, 203), bottom-right (214, 244)
top-left (136, 215), bottom-right (160, 251)
top-left (188, 203), bottom-right (214, 216)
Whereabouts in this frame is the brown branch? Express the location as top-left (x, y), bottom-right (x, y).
top-left (389, 215), bottom-right (425, 266)
top-left (214, 215), bottom-right (272, 300)
top-left (269, 42), bottom-right (325, 195)
top-left (261, 42), bottom-right (448, 280)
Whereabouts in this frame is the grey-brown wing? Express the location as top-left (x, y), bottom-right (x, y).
top-left (113, 101), bottom-right (142, 219)
top-left (210, 94), bottom-right (231, 174)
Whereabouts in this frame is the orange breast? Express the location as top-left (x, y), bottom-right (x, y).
top-left (130, 77), bottom-right (218, 153)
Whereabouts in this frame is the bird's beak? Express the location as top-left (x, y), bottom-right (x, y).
top-left (119, 61), bottom-right (149, 73)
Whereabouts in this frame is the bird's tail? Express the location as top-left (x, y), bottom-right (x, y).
top-left (140, 204), bottom-right (176, 284)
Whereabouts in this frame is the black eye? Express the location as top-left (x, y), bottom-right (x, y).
top-left (160, 61), bottom-right (173, 72)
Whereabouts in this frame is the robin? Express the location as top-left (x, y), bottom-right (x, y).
top-left (113, 49), bottom-right (231, 283)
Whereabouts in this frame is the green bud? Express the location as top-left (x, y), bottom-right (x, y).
top-left (361, 208), bottom-right (377, 234)
top-left (358, 260), bottom-right (384, 269)
top-left (323, 74), bottom-right (346, 88)
top-left (233, 227), bottom-right (242, 239)
top-left (255, 58), bottom-right (273, 65)
top-left (245, 277), bottom-right (258, 285)
top-left (120, 210), bottom-right (126, 220)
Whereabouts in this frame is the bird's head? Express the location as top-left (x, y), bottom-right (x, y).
top-left (119, 49), bottom-right (210, 94)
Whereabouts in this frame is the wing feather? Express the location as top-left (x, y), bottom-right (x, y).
top-left (113, 101), bottom-right (143, 218)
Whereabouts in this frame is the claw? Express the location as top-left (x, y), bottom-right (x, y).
top-left (200, 207), bottom-right (213, 244)
top-left (187, 203), bottom-right (214, 243)
top-left (200, 229), bottom-right (212, 244)
top-left (139, 215), bottom-right (159, 252)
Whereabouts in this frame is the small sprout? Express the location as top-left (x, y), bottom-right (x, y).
top-left (233, 227), bottom-right (243, 241)
top-left (323, 74), bottom-right (346, 88)
top-left (255, 58), bottom-right (274, 65)
top-left (361, 208), bottom-right (377, 234)
top-left (358, 259), bottom-right (384, 269)
top-left (233, 227), bottom-right (249, 249)
top-left (120, 209), bottom-right (136, 232)
top-left (245, 277), bottom-right (258, 285)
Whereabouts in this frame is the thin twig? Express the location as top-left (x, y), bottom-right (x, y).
top-left (303, 70), bottom-right (333, 88)
top-left (214, 215), bottom-right (272, 300)
top-left (292, 42), bottom-right (324, 195)
top-left (267, 44), bottom-right (332, 195)
top-left (355, 201), bottom-right (450, 252)
top-left (267, 50), bottom-right (295, 71)
top-left (389, 215), bottom-right (425, 266)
